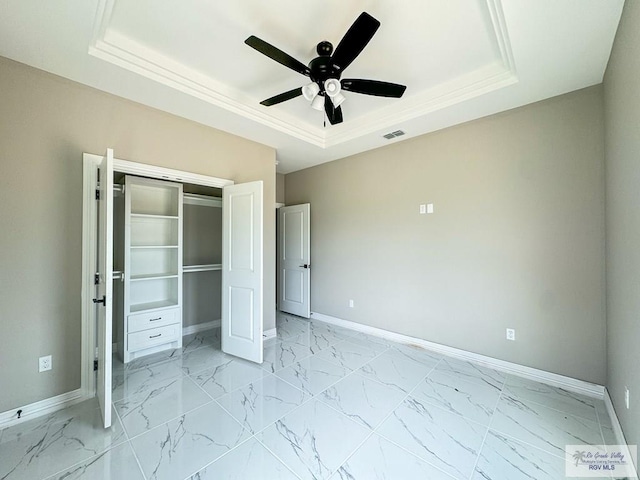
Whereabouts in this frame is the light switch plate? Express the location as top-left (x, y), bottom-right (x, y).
top-left (419, 204), bottom-right (426, 214)
top-left (427, 203), bottom-right (434, 214)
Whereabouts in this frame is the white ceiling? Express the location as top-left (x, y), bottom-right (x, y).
top-left (0, 0), bottom-right (624, 173)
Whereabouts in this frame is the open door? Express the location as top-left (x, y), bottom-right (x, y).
top-left (279, 204), bottom-right (310, 318)
top-left (221, 181), bottom-right (264, 363)
top-left (96, 148), bottom-right (114, 428)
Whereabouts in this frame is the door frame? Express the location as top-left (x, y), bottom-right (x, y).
top-left (81, 153), bottom-right (234, 398)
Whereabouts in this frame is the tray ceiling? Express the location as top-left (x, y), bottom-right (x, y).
top-left (0, 0), bottom-right (624, 172)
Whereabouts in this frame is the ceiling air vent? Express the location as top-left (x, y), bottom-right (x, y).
top-left (383, 130), bottom-right (405, 140)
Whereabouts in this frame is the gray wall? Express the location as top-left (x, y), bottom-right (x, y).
top-left (276, 173), bottom-right (285, 204)
top-left (604, 0), bottom-right (640, 450)
top-left (286, 86), bottom-right (606, 385)
top-left (183, 203), bottom-right (222, 328)
top-left (0, 56), bottom-right (276, 413)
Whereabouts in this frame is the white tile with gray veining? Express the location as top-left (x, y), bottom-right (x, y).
top-left (412, 370), bottom-right (501, 426)
top-left (112, 349), bottom-right (182, 375)
top-left (262, 338), bottom-right (313, 373)
top-left (275, 355), bottom-right (349, 396)
top-left (190, 354), bottom-right (267, 399)
top-left (2, 314), bottom-right (620, 480)
top-left (293, 328), bottom-right (345, 355)
top-left (131, 401), bottom-right (250, 480)
top-left (503, 375), bottom-right (599, 422)
top-left (472, 430), bottom-right (589, 480)
top-left (491, 394), bottom-right (605, 458)
top-left (259, 399), bottom-right (370, 480)
top-left (435, 357), bottom-right (506, 390)
top-left (44, 441), bottom-right (145, 480)
top-left (177, 346), bottom-right (227, 375)
top-left (112, 359), bottom-right (184, 402)
top-left (188, 438), bottom-right (298, 479)
top-left (376, 396), bottom-right (487, 479)
top-left (319, 373), bottom-right (406, 430)
top-left (358, 350), bottom-right (436, 393)
top-left (340, 332), bottom-right (390, 354)
top-left (216, 374), bottom-right (309, 433)
top-left (114, 375), bottom-right (212, 438)
top-left (0, 401), bottom-right (126, 480)
top-left (316, 340), bottom-right (380, 371)
top-left (182, 329), bottom-right (220, 354)
top-left (333, 434), bottom-right (456, 480)
top-left (276, 315), bottom-right (311, 339)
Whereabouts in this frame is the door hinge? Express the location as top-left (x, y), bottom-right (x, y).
top-left (93, 359), bottom-right (98, 371)
top-left (95, 189), bottom-right (100, 200)
top-left (94, 273), bottom-right (100, 285)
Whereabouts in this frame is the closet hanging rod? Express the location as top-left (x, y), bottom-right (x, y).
top-left (183, 193), bottom-right (222, 208)
top-left (183, 264), bottom-right (222, 273)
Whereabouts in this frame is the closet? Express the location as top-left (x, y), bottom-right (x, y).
top-left (113, 174), bottom-right (222, 363)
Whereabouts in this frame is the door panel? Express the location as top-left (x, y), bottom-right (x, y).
top-left (279, 204), bottom-right (310, 318)
top-left (222, 181), bottom-right (263, 363)
top-left (97, 148), bottom-right (114, 428)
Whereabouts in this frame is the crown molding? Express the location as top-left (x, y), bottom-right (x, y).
top-left (89, 0), bottom-right (516, 149)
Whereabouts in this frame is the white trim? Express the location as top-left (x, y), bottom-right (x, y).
top-left (0, 389), bottom-right (87, 429)
top-left (183, 320), bottom-right (220, 336)
top-left (263, 328), bottom-right (277, 340)
top-left (275, 203), bottom-right (285, 209)
top-left (310, 311), bottom-right (605, 399)
top-left (183, 193), bottom-right (222, 208)
top-left (604, 389), bottom-right (639, 477)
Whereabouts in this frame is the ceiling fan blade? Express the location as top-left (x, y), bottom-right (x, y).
top-left (325, 95), bottom-right (343, 125)
top-left (245, 35), bottom-right (310, 77)
top-left (341, 79), bottom-right (406, 98)
top-left (260, 88), bottom-right (303, 106)
top-left (331, 12), bottom-right (380, 73)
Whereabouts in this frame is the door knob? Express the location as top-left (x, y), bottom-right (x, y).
top-left (93, 295), bottom-right (106, 305)
top-left (299, 264), bottom-right (310, 269)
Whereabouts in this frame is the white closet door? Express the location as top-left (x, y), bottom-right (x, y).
top-left (97, 148), bottom-right (114, 428)
top-left (221, 181), bottom-right (263, 363)
top-left (279, 204), bottom-right (310, 318)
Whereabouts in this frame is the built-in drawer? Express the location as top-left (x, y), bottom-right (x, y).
top-left (127, 308), bottom-right (180, 333)
top-left (127, 323), bottom-right (180, 352)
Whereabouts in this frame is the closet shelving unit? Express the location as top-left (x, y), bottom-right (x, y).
top-left (121, 176), bottom-right (183, 362)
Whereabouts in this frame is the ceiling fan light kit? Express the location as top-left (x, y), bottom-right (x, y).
top-left (245, 11), bottom-right (407, 125)
top-left (302, 82), bottom-right (320, 101)
top-left (311, 95), bottom-right (325, 111)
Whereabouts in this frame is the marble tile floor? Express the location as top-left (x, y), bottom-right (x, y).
top-left (0, 313), bottom-right (618, 480)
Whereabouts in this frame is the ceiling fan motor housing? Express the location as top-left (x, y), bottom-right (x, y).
top-left (309, 41), bottom-right (341, 92)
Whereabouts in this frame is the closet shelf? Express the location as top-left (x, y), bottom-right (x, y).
top-left (183, 263), bottom-right (222, 273)
top-left (130, 273), bottom-right (179, 282)
top-left (130, 213), bottom-right (179, 219)
top-left (130, 300), bottom-right (179, 313)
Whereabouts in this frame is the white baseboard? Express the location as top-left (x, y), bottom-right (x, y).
top-left (0, 388), bottom-right (91, 429)
top-left (182, 320), bottom-right (221, 336)
top-left (604, 388), bottom-right (639, 477)
top-left (263, 328), bottom-right (277, 340)
top-left (310, 312), bottom-right (605, 399)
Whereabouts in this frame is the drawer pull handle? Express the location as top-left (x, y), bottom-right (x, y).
top-left (149, 317), bottom-right (162, 322)
top-left (149, 334), bottom-right (162, 339)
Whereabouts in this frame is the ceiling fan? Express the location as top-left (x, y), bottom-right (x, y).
top-left (245, 12), bottom-right (407, 125)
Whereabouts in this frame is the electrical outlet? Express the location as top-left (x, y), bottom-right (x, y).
top-left (349, 299), bottom-right (354, 308)
top-left (39, 355), bottom-right (52, 372)
top-left (506, 328), bottom-right (515, 341)
top-left (625, 386), bottom-right (630, 409)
